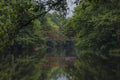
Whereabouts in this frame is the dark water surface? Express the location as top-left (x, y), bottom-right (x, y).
top-left (38, 42), bottom-right (79, 80)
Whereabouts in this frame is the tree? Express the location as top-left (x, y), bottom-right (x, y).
top-left (0, 0), bottom-right (70, 79)
top-left (0, 0), bottom-right (69, 53)
top-left (64, 0), bottom-right (120, 80)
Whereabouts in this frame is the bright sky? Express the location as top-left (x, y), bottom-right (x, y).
top-left (49, 0), bottom-right (76, 18)
top-left (66, 0), bottom-right (76, 18)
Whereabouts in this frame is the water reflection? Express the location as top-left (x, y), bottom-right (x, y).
top-left (38, 41), bottom-right (79, 80)
top-left (0, 40), bottom-right (79, 80)
top-left (51, 75), bottom-right (67, 80)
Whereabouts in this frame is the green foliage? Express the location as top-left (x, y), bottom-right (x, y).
top-left (0, 55), bottom-right (43, 80)
top-left (0, 0), bottom-right (119, 79)
top-left (0, 0), bottom-right (69, 53)
top-left (65, 0), bottom-right (120, 80)
top-left (0, 0), bottom-right (69, 79)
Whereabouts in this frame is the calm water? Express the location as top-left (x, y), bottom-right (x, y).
top-left (57, 77), bottom-right (67, 80)
top-left (50, 75), bottom-right (67, 80)
top-left (39, 42), bottom-right (78, 80)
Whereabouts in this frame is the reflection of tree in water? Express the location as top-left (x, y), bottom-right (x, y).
top-left (37, 40), bottom-right (80, 80)
top-left (37, 33), bottom-right (79, 80)
top-left (47, 67), bottom-right (67, 80)
top-left (45, 40), bottom-right (77, 56)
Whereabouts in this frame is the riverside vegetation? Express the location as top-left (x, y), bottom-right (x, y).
top-left (0, 0), bottom-right (120, 80)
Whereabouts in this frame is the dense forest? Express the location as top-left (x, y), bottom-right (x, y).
top-left (64, 0), bottom-right (120, 80)
top-left (0, 0), bottom-right (120, 80)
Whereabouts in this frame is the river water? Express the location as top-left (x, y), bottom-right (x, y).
top-left (50, 75), bottom-right (67, 80)
top-left (38, 41), bottom-right (79, 80)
